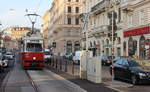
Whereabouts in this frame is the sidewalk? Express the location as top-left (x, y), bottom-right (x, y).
top-left (46, 66), bottom-right (119, 92)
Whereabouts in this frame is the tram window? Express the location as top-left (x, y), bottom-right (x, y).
top-left (26, 43), bottom-right (42, 52)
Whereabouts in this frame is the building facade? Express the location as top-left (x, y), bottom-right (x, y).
top-left (82, 0), bottom-right (122, 56)
top-left (48, 0), bottom-right (83, 55)
top-left (3, 27), bottom-right (31, 50)
top-left (82, 0), bottom-right (150, 59)
top-left (121, 0), bottom-right (150, 59)
top-left (42, 10), bottom-right (50, 48)
top-left (4, 27), bottom-right (31, 40)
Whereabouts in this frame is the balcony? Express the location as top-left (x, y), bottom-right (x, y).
top-left (91, 0), bottom-right (110, 15)
top-left (90, 25), bottom-right (109, 38)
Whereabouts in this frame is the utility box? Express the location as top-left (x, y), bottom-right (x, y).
top-left (87, 57), bottom-right (102, 83)
top-left (80, 50), bottom-right (88, 79)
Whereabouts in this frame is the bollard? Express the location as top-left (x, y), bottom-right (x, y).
top-left (60, 57), bottom-right (62, 70)
top-left (56, 57), bottom-right (58, 68)
top-left (52, 56), bottom-right (54, 67)
top-left (65, 59), bottom-right (67, 72)
top-left (72, 61), bottom-right (74, 75)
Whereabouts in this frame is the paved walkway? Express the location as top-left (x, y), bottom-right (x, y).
top-left (46, 66), bottom-right (118, 92)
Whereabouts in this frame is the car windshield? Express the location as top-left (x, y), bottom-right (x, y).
top-left (45, 52), bottom-right (51, 55)
top-left (6, 53), bottom-right (12, 55)
top-left (128, 60), bottom-right (140, 67)
top-left (26, 43), bottom-right (42, 52)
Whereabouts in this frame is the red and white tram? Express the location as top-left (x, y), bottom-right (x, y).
top-left (19, 33), bottom-right (45, 69)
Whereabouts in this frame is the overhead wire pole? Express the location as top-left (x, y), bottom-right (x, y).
top-left (25, 13), bottom-right (41, 34)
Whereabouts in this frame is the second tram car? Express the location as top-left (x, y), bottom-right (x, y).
top-left (20, 33), bottom-right (45, 69)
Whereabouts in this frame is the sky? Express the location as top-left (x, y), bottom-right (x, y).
top-left (0, 0), bottom-right (52, 29)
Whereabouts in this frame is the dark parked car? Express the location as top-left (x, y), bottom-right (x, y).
top-left (113, 56), bottom-right (122, 63)
top-left (110, 58), bottom-right (150, 85)
top-left (100, 56), bottom-right (113, 66)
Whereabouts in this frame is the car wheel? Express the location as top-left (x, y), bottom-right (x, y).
top-left (132, 75), bottom-right (138, 85)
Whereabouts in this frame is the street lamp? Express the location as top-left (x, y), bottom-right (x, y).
top-left (25, 13), bottom-right (41, 34)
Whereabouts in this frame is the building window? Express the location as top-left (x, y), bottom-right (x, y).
top-left (75, 18), bottom-right (79, 25)
top-left (118, 8), bottom-right (121, 22)
top-left (76, 0), bottom-right (79, 2)
top-left (106, 39), bottom-right (109, 45)
top-left (68, 6), bottom-right (72, 13)
top-left (74, 41), bottom-right (80, 51)
top-left (139, 35), bottom-right (146, 59)
top-left (139, 10), bottom-right (144, 25)
top-left (128, 15), bottom-right (133, 27)
top-left (117, 37), bottom-right (121, 44)
top-left (68, 0), bottom-right (71, 2)
top-left (68, 17), bottom-right (71, 24)
top-left (66, 41), bottom-right (72, 53)
top-left (75, 7), bottom-right (79, 13)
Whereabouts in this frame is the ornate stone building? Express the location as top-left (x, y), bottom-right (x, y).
top-left (82, 0), bottom-right (150, 59)
top-left (42, 10), bottom-right (50, 48)
top-left (121, 0), bottom-right (150, 59)
top-left (82, 0), bottom-right (122, 56)
top-left (48, 0), bottom-right (83, 55)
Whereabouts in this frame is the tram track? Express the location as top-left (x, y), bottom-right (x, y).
top-left (25, 70), bottom-right (39, 92)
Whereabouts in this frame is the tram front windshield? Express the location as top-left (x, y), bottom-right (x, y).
top-left (26, 43), bottom-right (42, 52)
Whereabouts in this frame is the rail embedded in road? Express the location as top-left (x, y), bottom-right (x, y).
top-left (25, 70), bottom-right (39, 92)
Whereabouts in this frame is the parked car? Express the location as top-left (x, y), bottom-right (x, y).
top-left (110, 58), bottom-right (150, 85)
top-left (0, 47), bottom-right (6, 54)
top-left (4, 52), bottom-right (14, 60)
top-left (0, 59), bottom-right (4, 71)
top-left (44, 49), bottom-right (52, 61)
top-left (0, 56), bottom-right (9, 70)
top-left (113, 56), bottom-right (122, 63)
top-left (64, 53), bottom-right (73, 60)
top-left (1, 56), bottom-right (9, 68)
top-left (73, 51), bottom-right (81, 64)
top-left (100, 56), bottom-right (113, 66)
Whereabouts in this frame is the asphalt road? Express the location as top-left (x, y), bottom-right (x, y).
top-left (1, 58), bottom-right (86, 92)
top-left (0, 59), bottom-right (14, 89)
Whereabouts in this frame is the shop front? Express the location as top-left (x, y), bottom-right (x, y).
top-left (123, 26), bottom-right (150, 59)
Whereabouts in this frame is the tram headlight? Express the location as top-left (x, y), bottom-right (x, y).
top-left (33, 57), bottom-right (36, 60)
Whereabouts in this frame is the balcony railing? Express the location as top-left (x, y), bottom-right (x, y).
top-left (90, 25), bottom-right (109, 37)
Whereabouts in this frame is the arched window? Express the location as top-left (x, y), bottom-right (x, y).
top-left (106, 39), bottom-right (109, 45)
top-left (74, 41), bottom-right (80, 51)
top-left (90, 41), bottom-right (92, 47)
top-left (118, 37), bottom-right (121, 44)
top-left (139, 35), bottom-right (146, 59)
top-left (66, 41), bottom-right (72, 53)
top-left (94, 41), bottom-right (96, 46)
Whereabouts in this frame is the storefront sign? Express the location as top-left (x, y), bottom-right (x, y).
top-left (124, 26), bottom-right (150, 37)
